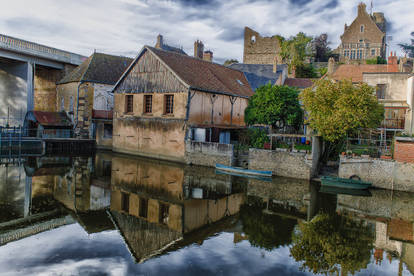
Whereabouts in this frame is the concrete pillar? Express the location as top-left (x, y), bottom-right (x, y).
top-left (26, 62), bottom-right (34, 112)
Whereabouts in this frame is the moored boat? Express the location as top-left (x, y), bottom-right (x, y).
top-left (320, 176), bottom-right (372, 190)
top-left (215, 163), bottom-right (272, 177)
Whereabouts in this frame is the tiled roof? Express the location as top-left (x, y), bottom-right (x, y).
top-left (30, 111), bottom-right (73, 127)
top-left (58, 53), bottom-right (133, 85)
top-left (284, 78), bottom-right (314, 89)
top-left (330, 64), bottom-right (391, 83)
top-left (228, 63), bottom-right (287, 91)
top-left (160, 44), bottom-right (187, 55)
top-left (146, 46), bottom-right (254, 97)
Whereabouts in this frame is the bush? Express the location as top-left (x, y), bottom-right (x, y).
top-left (248, 128), bottom-right (269, 149)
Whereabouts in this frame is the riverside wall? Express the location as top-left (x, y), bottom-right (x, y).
top-left (185, 141), bottom-right (234, 167)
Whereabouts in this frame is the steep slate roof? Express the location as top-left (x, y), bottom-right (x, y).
top-left (284, 78), bottom-right (314, 89)
top-left (115, 46), bottom-right (254, 98)
top-left (228, 63), bottom-right (287, 91)
top-left (160, 44), bottom-right (187, 55)
top-left (330, 64), bottom-right (390, 82)
top-left (58, 53), bottom-right (133, 85)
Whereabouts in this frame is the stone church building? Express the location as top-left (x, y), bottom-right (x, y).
top-left (336, 2), bottom-right (387, 62)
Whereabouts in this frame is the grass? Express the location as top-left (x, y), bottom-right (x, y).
top-left (294, 144), bottom-right (312, 151)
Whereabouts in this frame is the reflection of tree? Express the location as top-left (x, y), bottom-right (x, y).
top-left (290, 213), bottom-right (373, 275)
top-left (240, 204), bottom-right (297, 250)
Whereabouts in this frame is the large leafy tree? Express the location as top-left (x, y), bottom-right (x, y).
top-left (301, 79), bottom-right (384, 142)
top-left (277, 32), bottom-right (313, 69)
top-left (245, 83), bottom-right (303, 130)
top-left (398, 31), bottom-right (414, 58)
top-left (313, 33), bottom-right (331, 62)
top-left (290, 213), bottom-right (373, 275)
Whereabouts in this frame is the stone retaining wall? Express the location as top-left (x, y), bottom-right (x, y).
top-left (248, 148), bottom-right (313, 180)
top-left (394, 137), bottom-right (414, 163)
top-left (185, 141), bottom-right (234, 167)
top-left (339, 156), bottom-right (414, 192)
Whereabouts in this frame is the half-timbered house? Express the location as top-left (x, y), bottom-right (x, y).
top-left (112, 46), bottom-right (254, 162)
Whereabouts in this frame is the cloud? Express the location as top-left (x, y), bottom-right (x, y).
top-left (0, 0), bottom-right (412, 63)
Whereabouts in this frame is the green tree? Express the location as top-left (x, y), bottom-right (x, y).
top-left (277, 32), bottom-right (313, 71)
top-left (301, 79), bottom-right (384, 142)
top-left (295, 63), bottom-right (318, 78)
top-left (245, 83), bottom-right (303, 130)
top-left (223, 59), bottom-right (239, 66)
top-left (398, 31), bottom-right (414, 58)
top-left (290, 213), bottom-right (373, 275)
top-left (366, 56), bottom-right (387, 64)
top-left (248, 128), bottom-right (270, 149)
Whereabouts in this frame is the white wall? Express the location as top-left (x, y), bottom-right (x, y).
top-left (93, 83), bottom-right (113, 111)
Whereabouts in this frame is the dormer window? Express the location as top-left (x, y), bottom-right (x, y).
top-left (360, 25), bottom-right (364, 33)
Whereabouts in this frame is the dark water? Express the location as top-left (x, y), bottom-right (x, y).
top-left (0, 152), bottom-right (413, 276)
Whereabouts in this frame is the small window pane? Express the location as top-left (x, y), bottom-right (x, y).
top-left (165, 95), bottom-right (174, 114)
top-left (125, 95), bottom-right (133, 113)
top-left (376, 84), bottom-right (386, 99)
top-left (144, 95), bottom-right (152, 113)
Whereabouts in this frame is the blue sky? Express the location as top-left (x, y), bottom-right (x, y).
top-left (0, 0), bottom-right (413, 63)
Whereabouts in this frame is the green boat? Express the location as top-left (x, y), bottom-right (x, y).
top-left (320, 176), bottom-right (372, 190)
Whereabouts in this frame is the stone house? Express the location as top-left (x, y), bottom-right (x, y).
top-left (336, 2), bottom-right (386, 62)
top-left (56, 52), bottom-right (132, 148)
top-left (112, 46), bottom-right (253, 163)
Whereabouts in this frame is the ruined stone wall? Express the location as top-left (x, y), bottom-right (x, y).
top-left (243, 27), bottom-right (281, 65)
top-left (338, 156), bottom-right (414, 192)
top-left (248, 149), bottom-right (313, 180)
top-left (185, 141), bottom-right (234, 167)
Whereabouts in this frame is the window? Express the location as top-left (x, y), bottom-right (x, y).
top-left (251, 35), bottom-right (256, 43)
top-left (350, 50), bottom-right (356, 60)
top-left (371, 49), bottom-right (376, 56)
top-left (121, 192), bottom-right (130, 212)
top-left (103, 123), bottom-right (112, 138)
top-left (125, 95), bottom-right (133, 113)
top-left (139, 198), bottom-right (148, 218)
top-left (102, 160), bottom-right (112, 177)
top-left (344, 50), bottom-right (349, 57)
top-left (144, 95), bottom-right (152, 113)
top-left (164, 95), bottom-right (174, 114)
top-left (357, 49), bottom-right (363, 59)
top-left (376, 84), bottom-right (386, 99)
top-left (360, 25), bottom-right (364, 33)
top-left (159, 203), bottom-right (169, 224)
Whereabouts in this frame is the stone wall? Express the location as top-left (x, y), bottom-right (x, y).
top-left (339, 156), bottom-right (414, 192)
top-left (34, 66), bottom-right (64, 112)
top-left (248, 149), bottom-right (313, 180)
top-left (185, 141), bottom-right (234, 167)
top-left (243, 27), bottom-right (281, 65)
top-left (394, 137), bottom-right (414, 163)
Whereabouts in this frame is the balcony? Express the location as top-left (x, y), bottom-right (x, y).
top-left (381, 118), bottom-right (405, 129)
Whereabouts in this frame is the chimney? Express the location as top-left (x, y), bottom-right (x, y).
top-left (203, 50), bottom-right (213, 62)
top-left (155, 34), bottom-right (163, 49)
top-left (358, 2), bottom-right (367, 16)
top-left (327, 57), bottom-right (336, 75)
top-left (273, 56), bottom-right (278, 73)
top-left (387, 51), bottom-right (398, 72)
top-left (194, 40), bottom-right (204, 59)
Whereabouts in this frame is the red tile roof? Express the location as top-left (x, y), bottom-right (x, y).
top-left (284, 78), bottom-right (314, 89)
top-left (331, 64), bottom-right (393, 82)
top-left (144, 46), bottom-right (254, 97)
top-left (31, 111), bottom-right (72, 127)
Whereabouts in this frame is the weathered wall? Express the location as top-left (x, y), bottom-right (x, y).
top-left (95, 121), bottom-right (112, 149)
top-left (243, 27), bottom-right (281, 64)
top-left (339, 156), bottom-right (414, 192)
top-left (185, 141), bottom-right (234, 167)
top-left (33, 66), bottom-right (63, 112)
top-left (248, 149), bottom-right (313, 180)
top-left (394, 137), bottom-right (414, 163)
top-left (188, 91), bottom-right (247, 126)
top-left (93, 83), bottom-right (113, 111)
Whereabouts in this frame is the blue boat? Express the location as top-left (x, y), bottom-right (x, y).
top-left (321, 176), bottom-right (372, 190)
top-left (215, 163), bottom-right (272, 177)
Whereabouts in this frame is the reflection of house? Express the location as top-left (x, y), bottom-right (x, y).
top-left (112, 46), bottom-right (253, 162)
top-left (24, 111), bottom-right (73, 138)
top-left (56, 52), bottom-right (132, 144)
top-left (336, 3), bottom-right (386, 62)
top-left (110, 155), bottom-right (245, 262)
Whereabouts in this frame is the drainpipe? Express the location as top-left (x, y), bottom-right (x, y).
top-left (184, 87), bottom-right (195, 140)
top-left (75, 81), bottom-right (85, 130)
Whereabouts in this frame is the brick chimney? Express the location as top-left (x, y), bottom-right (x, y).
top-left (203, 50), bottom-right (213, 62)
top-left (194, 40), bottom-right (204, 59)
top-left (387, 51), bottom-right (398, 72)
top-left (358, 2), bottom-right (367, 16)
top-left (155, 34), bottom-right (163, 49)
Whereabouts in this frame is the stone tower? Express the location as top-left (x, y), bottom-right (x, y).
top-left (194, 40), bottom-right (204, 59)
top-left (243, 27), bottom-right (281, 64)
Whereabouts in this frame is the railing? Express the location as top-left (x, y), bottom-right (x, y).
top-left (381, 118), bottom-right (405, 129)
top-left (0, 33), bottom-right (86, 65)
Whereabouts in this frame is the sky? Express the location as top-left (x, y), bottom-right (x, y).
top-left (0, 0), bottom-right (413, 64)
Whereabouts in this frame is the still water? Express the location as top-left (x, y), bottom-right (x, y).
top-left (0, 152), bottom-right (413, 276)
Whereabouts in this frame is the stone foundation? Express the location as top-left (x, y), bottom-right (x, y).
top-left (185, 141), bottom-right (234, 167)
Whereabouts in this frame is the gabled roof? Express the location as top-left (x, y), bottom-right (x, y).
top-left (330, 64), bottom-right (391, 82)
top-left (228, 63), bottom-right (287, 91)
top-left (114, 46), bottom-right (254, 98)
top-left (284, 78), bottom-right (314, 89)
top-left (58, 53), bottom-right (133, 85)
top-left (27, 111), bottom-right (73, 127)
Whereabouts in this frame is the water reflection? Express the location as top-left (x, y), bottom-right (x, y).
top-left (0, 152), bottom-right (413, 275)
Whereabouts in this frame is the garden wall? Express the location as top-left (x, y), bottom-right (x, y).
top-left (185, 141), bottom-right (234, 167)
top-left (338, 156), bottom-right (414, 192)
